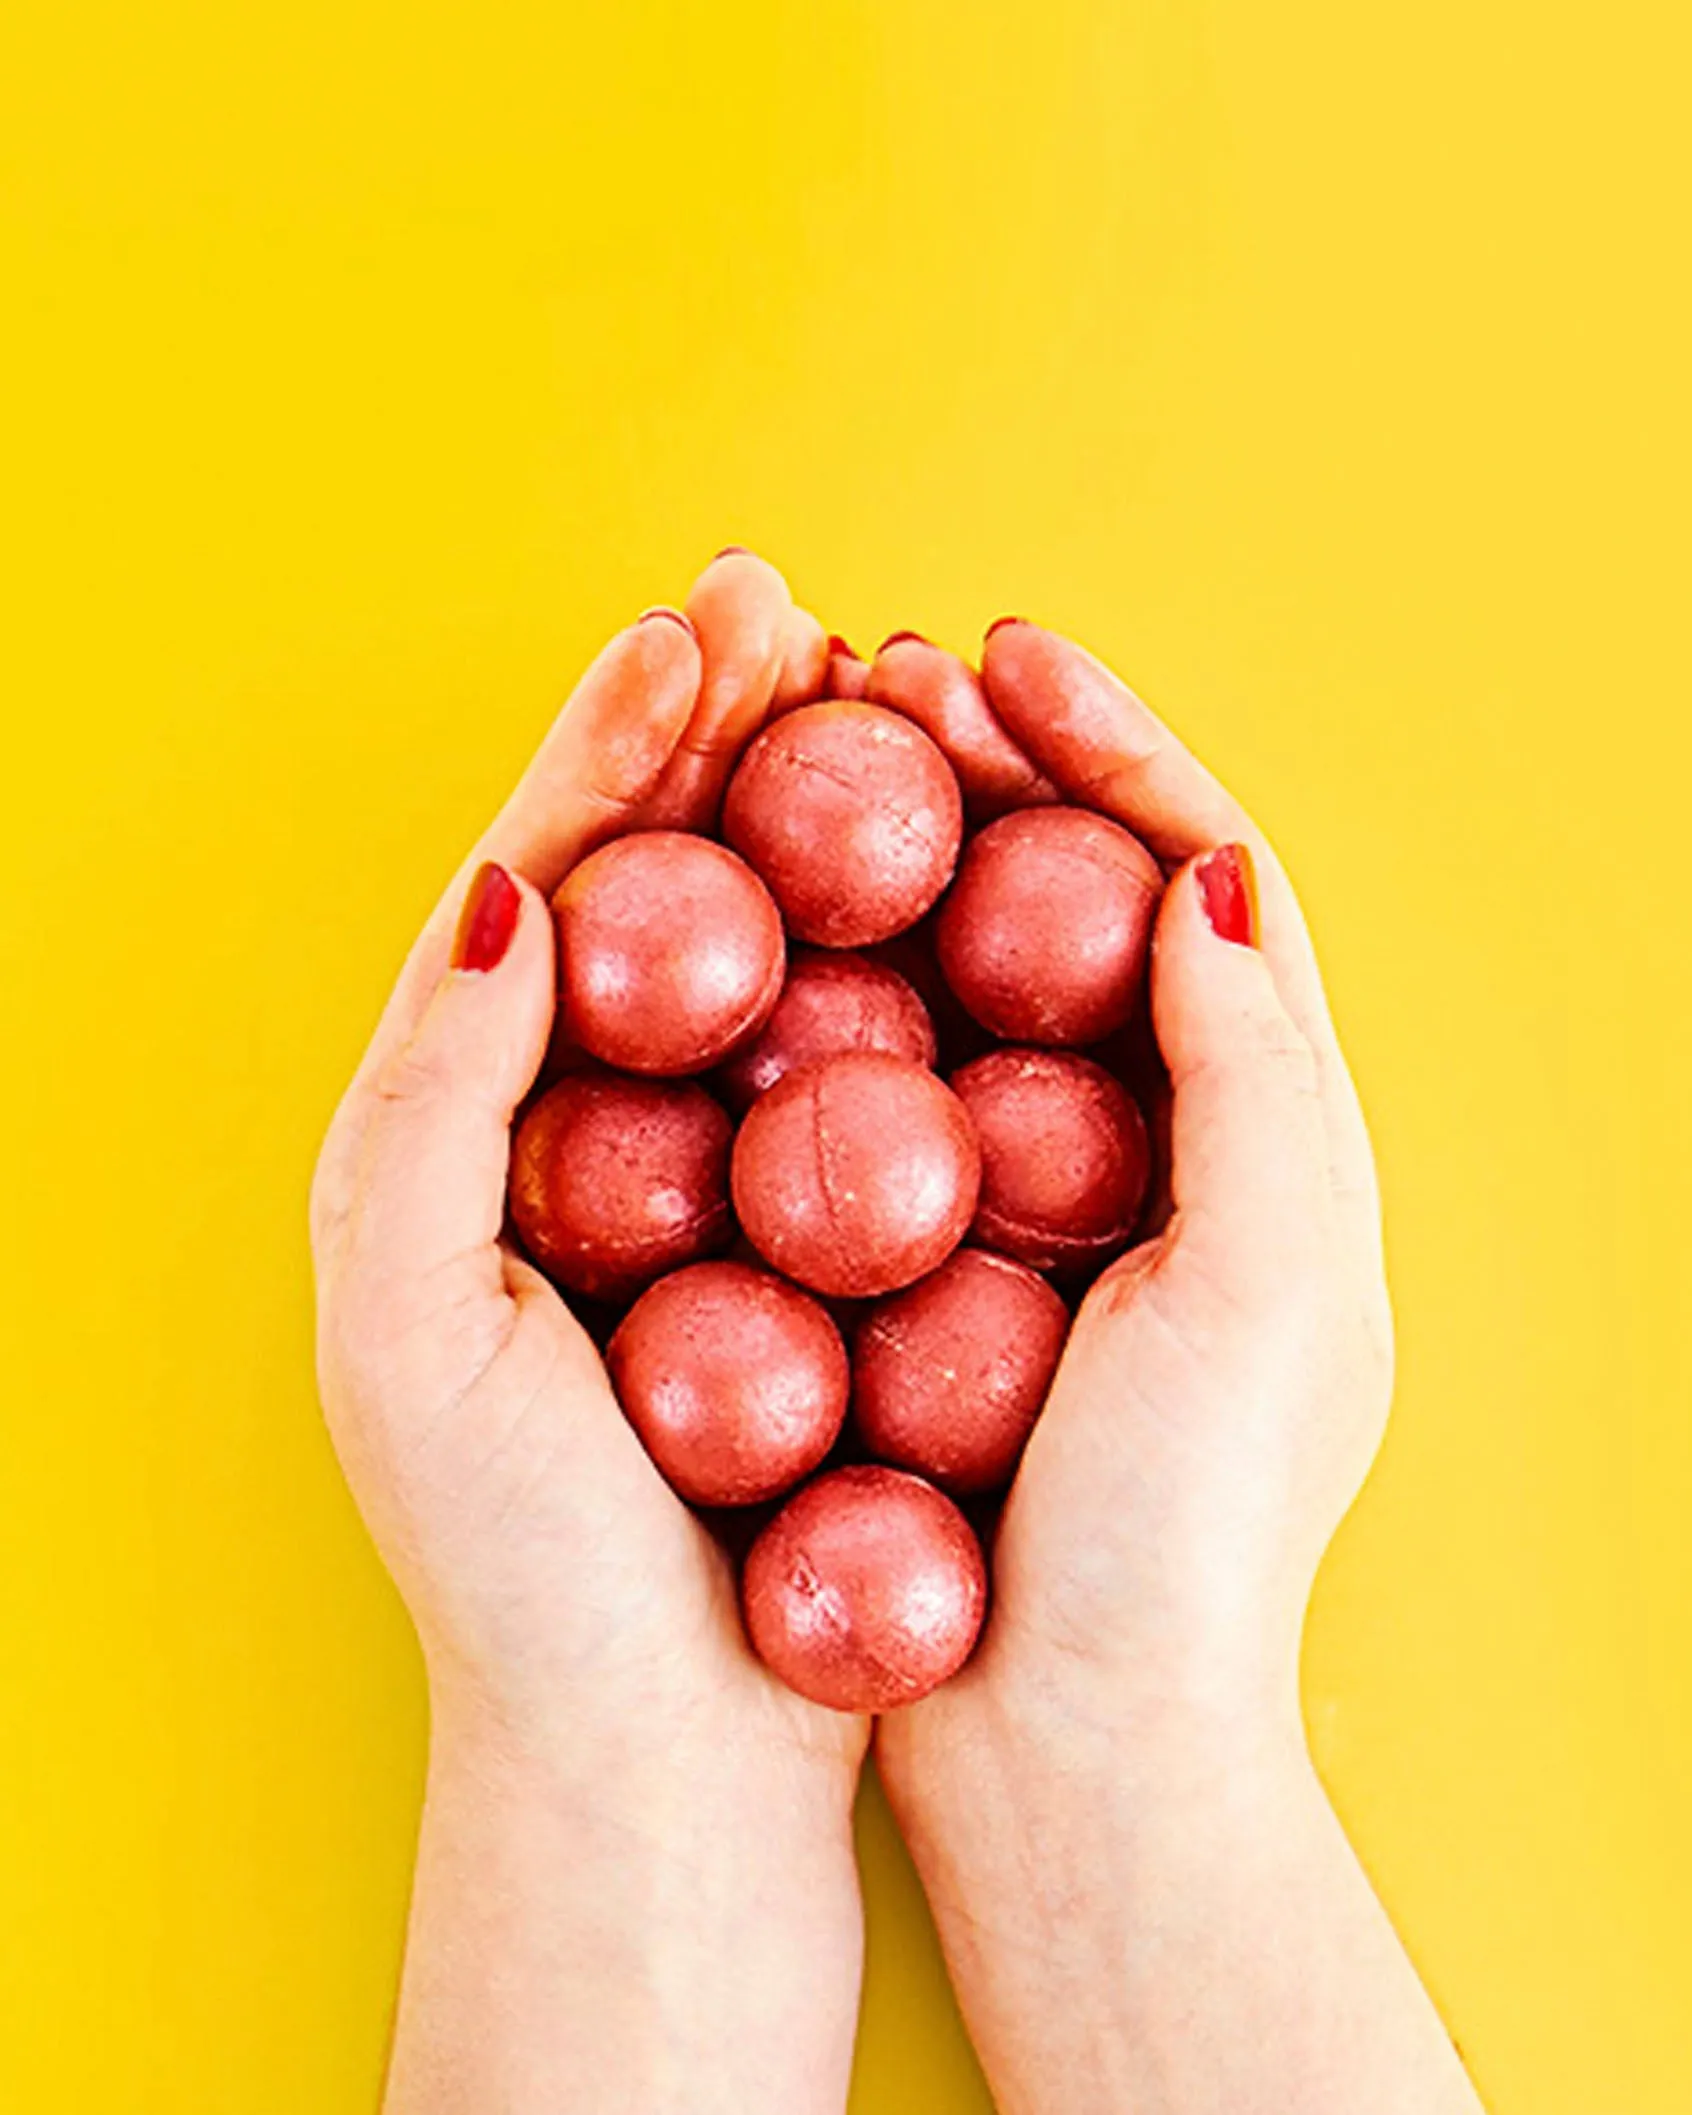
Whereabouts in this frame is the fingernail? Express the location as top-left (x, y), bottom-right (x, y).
top-left (638, 604), bottom-right (695, 634)
top-left (713, 544), bottom-right (751, 560)
top-left (452, 861), bottom-right (522, 973)
top-left (984, 615), bottom-right (1028, 641)
top-left (877, 629), bottom-right (929, 654)
top-left (1196, 844), bottom-right (1259, 948)
top-left (827, 633), bottom-right (861, 660)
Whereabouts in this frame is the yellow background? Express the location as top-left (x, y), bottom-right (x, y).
top-left (2, 1), bottom-right (1688, 2106)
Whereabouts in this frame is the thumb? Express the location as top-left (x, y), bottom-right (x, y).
top-left (1149, 844), bottom-right (1331, 1285)
top-left (340, 860), bottom-right (554, 1301)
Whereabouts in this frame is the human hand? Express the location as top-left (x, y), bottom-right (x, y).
top-left (872, 627), bottom-right (1473, 2115)
top-left (310, 552), bottom-right (870, 2114)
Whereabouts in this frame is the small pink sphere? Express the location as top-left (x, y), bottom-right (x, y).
top-left (509, 1073), bottom-right (733, 1301)
top-left (554, 831), bottom-right (785, 1076)
top-left (742, 1465), bottom-right (987, 1711)
top-left (936, 805), bottom-right (1162, 1046)
top-left (732, 1051), bottom-right (981, 1299)
top-left (607, 1262), bottom-right (848, 1507)
top-left (854, 1249), bottom-right (1070, 1494)
top-left (950, 1048), bottom-right (1149, 1276)
top-left (716, 948), bottom-right (937, 1112)
top-left (722, 701), bottom-right (964, 947)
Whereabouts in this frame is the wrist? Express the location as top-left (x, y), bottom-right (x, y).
top-left (392, 1672), bottom-right (866, 2115)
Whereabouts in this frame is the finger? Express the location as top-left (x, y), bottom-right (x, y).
top-left (480, 611), bottom-right (705, 895)
top-left (866, 632), bottom-right (1057, 821)
top-left (635, 549), bottom-right (794, 830)
top-left (336, 863), bottom-right (554, 1311)
top-left (981, 619), bottom-right (1378, 1235)
top-left (774, 605), bottom-right (830, 710)
top-left (821, 634), bottom-right (870, 701)
top-left (1146, 847), bottom-right (1332, 1282)
top-left (980, 619), bottom-right (1244, 862)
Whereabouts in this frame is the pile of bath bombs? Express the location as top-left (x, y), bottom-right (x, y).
top-left (508, 686), bottom-right (1162, 1713)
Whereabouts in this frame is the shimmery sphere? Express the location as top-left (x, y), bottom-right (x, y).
top-left (936, 805), bottom-right (1161, 1045)
top-left (607, 1262), bottom-right (847, 1506)
top-left (950, 1048), bottom-right (1148, 1276)
top-left (723, 701), bottom-right (963, 947)
top-left (716, 948), bottom-right (936, 1112)
top-left (742, 1465), bottom-right (987, 1711)
top-left (853, 1248), bottom-right (1069, 1493)
top-left (732, 1051), bottom-right (980, 1298)
top-left (509, 1073), bottom-right (733, 1301)
top-left (554, 831), bottom-right (784, 1076)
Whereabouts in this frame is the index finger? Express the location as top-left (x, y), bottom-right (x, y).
top-left (634, 550), bottom-right (796, 831)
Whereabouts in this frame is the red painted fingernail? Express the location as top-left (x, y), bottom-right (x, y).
top-left (984, 615), bottom-right (1028, 641)
top-left (827, 633), bottom-right (861, 660)
top-left (713, 544), bottom-right (751, 560)
top-left (1196, 844), bottom-right (1259, 948)
top-left (451, 861), bottom-right (522, 973)
top-left (638, 604), bottom-right (695, 633)
top-left (877, 629), bottom-right (929, 654)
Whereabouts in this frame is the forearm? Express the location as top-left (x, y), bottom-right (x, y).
top-left (386, 1682), bottom-right (864, 2115)
top-left (886, 1694), bottom-right (1482, 2115)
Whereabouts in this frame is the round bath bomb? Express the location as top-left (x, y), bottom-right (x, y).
top-left (554, 831), bottom-right (785, 1076)
top-left (509, 1073), bottom-right (733, 1301)
top-left (742, 1464), bottom-right (987, 1711)
top-left (732, 1051), bottom-right (981, 1298)
top-left (722, 701), bottom-right (964, 947)
top-left (936, 805), bottom-right (1162, 1045)
top-left (854, 1248), bottom-right (1069, 1494)
top-left (716, 948), bottom-right (937, 1112)
top-left (607, 1262), bottom-right (847, 1506)
top-left (950, 1048), bottom-right (1148, 1276)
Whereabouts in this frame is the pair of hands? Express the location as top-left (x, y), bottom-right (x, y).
top-left (310, 548), bottom-right (1396, 2112)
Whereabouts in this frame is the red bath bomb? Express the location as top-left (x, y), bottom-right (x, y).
top-left (950, 1048), bottom-right (1149, 1276)
top-left (554, 831), bottom-right (785, 1076)
top-left (509, 1073), bottom-right (733, 1301)
top-left (607, 1262), bottom-right (848, 1506)
top-left (716, 948), bottom-right (937, 1112)
top-left (936, 805), bottom-right (1162, 1045)
top-left (854, 1248), bottom-right (1070, 1494)
top-left (722, 701), bottom-right (964, 947)
top-left (742, 1465), bottom-right (987, 1711)
top-left (732, 1051), bottom-right (981, 1298)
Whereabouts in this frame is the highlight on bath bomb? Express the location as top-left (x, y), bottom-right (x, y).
top-left (950, 1047), bottom-right (1148, 1276)
top-left (731, 1050), bottom-right (981, 1299)
top-left (936, 805), bottom-right (1162, 1046)
top-left (853, 1248), bottom-right (1069, 1494)
top-left (509, 1072), bottom-right (733, 1302)
top-left (715, 948), bottom-right (937, 1112)
top-left (554, 830), bottom-right (785, 1076)
top-left (722, 701), bottom-right (964, 947)
top-left (741, 1464), bottom-right (988, 1711)
top-left (606, 1261), bottom-right (848, 1507)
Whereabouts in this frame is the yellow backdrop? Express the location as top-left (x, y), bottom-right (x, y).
top-left (3, 2), bottom-right (1688, 2108)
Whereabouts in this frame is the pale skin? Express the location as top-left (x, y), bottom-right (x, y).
top-left (311, 550), bottom-right (1486, 2112)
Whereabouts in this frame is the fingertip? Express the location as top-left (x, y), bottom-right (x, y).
top-left (774, 605), bottom-right (830, 711)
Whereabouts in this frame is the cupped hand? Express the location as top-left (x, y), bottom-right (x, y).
top-left (875, 621), bottom-right (1393, 1763)
top-left (309, 552), bottom-right (860, 1784)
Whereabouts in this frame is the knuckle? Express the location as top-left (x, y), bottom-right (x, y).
top-left (1242, 1008), bottom-right (1321, 1096)
top-left (371, 1034), bottom-right (456, 1113)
